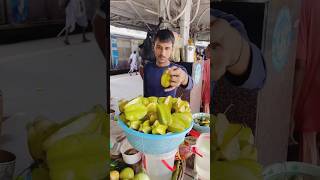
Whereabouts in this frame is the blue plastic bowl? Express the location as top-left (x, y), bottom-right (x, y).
top-left (117, 119), bottom-right (193, 155)
top-left (192, 113), bottom-right (210, 133)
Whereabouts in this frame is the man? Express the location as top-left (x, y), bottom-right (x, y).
top-left (142, 29), bottom-right (193, 97)
top-left (64, 0), bottom-right (90, 45)
top-left (128, 51), bottom-right (138, 76)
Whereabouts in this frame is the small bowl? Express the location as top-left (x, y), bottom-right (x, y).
top-left (192, 113), bottom-right (210, 133)
top-left (120, 140), bottom-right (142, 165)
top-left (0, 150), bottom-right (16, 180)
top-left (110, 109), bottom-right (115, 120)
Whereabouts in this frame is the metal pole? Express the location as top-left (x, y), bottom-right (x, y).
top-left (159, 0), bottom-right (167, 20)
top-left (179, 0), bottom-right (192, 46)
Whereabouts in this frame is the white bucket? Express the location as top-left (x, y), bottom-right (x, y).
top-left (193, 133), bottom-right (210, 180)
top-left (143, 148), bottom-right (177, 180)
top-left (120, 139), bottom-right (142, 165)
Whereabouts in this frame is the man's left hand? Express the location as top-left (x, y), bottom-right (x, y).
top-left (164, 66), bottom-right (188, 92)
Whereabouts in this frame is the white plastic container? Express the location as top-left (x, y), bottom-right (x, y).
top-left (185, 45), bottom-right (195, 62)
top-left (143, 148), bottom-right (177, 180)
top-left (194, 133), bottom-right (210, 180)
top-left (120, 139), bottom-right (142, 165)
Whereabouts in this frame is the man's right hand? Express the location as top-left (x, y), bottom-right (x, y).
top-left (210, 17), bottom-right (250, 81)
top-left (164, 66), bottom-right (188, 92)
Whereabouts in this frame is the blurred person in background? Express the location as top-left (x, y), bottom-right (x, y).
top-left (291, 0), bottom-right (320, 165)
top-left (202, 47), bottom-right (210, 113)
top-left (63, 0), bottom-right (90, 45)
top-left (128, 51), bottom-right (138, 76)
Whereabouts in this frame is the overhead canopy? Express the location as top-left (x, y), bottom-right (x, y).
top-left (110, 0), bottom-right (210, 41)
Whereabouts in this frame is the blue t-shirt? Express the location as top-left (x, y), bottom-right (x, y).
top-left (143, 62), bottom-right (194, 97)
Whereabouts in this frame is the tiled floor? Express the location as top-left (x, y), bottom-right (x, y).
top-left (110, 73), bottom-right (143, 114)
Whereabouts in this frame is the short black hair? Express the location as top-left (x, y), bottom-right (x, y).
top-left (134, 51), bottom-right (136, 53)
top-left (154, 29), bottom-right (175, 45)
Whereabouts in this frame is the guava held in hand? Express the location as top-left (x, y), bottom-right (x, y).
top-left (161, 69), bottom-right (171, 88)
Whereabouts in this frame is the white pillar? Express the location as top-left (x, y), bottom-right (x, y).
top-left (159, 0), bottom-right (167, 20)
top-left (159, 0), bottom-right (172, 29)
top-left (180, 0), bottom-right (192, 46)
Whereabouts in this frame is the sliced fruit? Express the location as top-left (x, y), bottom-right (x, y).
top-left (124, 104), bottom-right (147, 121)
top-left (157, 104), bottom-right (172, 125)
top-left (43, 113), bottom-right (101, 150)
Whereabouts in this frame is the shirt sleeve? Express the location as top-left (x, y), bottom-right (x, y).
top-left (212, 9), bottom-right (267, 89)
top-left (179, 65), bottom-right (194, 91)
top-left (236, 43), bottom-right (266, 89)
top-left (183, 75), bottom-right (194, 91)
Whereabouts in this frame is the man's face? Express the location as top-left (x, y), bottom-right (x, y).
top-left (154, 39), bottom-right (173, 67)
